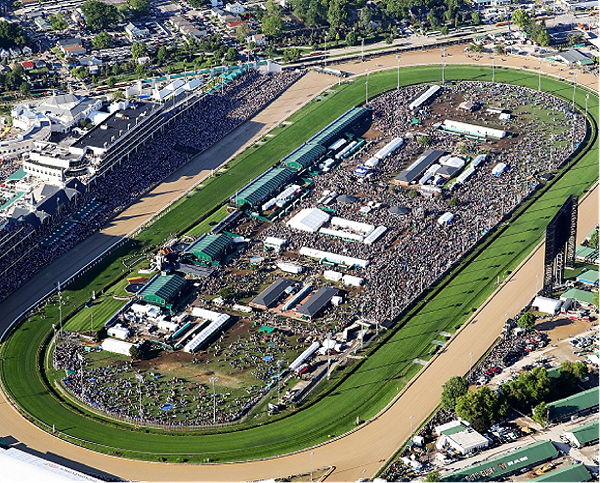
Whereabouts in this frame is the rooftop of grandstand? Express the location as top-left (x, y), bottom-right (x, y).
top-left (250, 278), bottom-right (294, 309)
top-left (533, 464), bottom-right (592, 482)
top-left (564, 420), bottom-right (599, 448)
top-left (441, 441), bottom-right (559, 482)
top-left (547, 386), bottom-right (599, 422)
top-left (231, 166), bottom-right (297, 208)
top-left (281, 143), bottom-right (326, 170)
top-left (185, 233), bottom-right (234, 265)
top-left (296, 287), bottom-right (339, 319)
top-left (71, 101), bottom-right (156, 153)
top-left (138, 274), bottom-right (187, 309)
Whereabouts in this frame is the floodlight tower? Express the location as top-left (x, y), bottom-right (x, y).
top-left (396, 55), bottom-right (401, 91)
top-left (210, 376), bottom-right (219, 424)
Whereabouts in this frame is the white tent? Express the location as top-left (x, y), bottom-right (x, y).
top-left (101, 338), bottom-right (135, 356)
top-left (437, 212), bottom-right (454, 225)
top-left (287, 208), bottom-right (330, 233)
top-left (531, 296), bottom-right (562, 315)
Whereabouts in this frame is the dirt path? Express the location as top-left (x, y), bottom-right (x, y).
top-left (0, 51), bottom-right (597, 482)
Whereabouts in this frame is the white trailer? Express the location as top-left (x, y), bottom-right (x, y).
top-left (289, 341), bottom-right (320, 371)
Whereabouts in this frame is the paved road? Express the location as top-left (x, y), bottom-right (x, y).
top-left (0, 49), bottom-right (597, 481)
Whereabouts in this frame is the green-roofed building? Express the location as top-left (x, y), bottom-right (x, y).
top-left (308, 107), bottom-right (372, 148)
top-left (281, 143), bottom-right (326, 170)
top-left (441, 423), bottom-right (469, 435)
top-left (576, 269), bottom-right (599, 287)
top-left (576, 245), bottom-right (598, 263)
top-left (185, 234), bottom-right (233, 266)
top-left (564, 420), bottom-right (599, 448)
top-left (547, 386), bottom-right (599, 422)
top-left (441, 441), bottom-right (558, 482)
top-left (231, 167), bottom-right (296, 208)
top-left (559, 288), bottom-right (596, 306)
top-left (138, 274), bottom-right (187, 309)
top-left (533, 464), bottom-right (592, 482)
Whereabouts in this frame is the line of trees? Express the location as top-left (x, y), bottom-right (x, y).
top-left (81, 0), bottom-right (151, 31)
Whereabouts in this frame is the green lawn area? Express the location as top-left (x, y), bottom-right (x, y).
top-left (186, 205), bottom-right (229, 238)
top-left (0, 64), bottom-right (597, 463)
top-left (63, 297), bottom-right (126, 333)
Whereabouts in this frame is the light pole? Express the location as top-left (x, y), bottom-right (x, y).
top-left (585, 93), bottom-right (589, 118)
top-left (210, 376), bottom-right (219, 424)
top-left (571, 74), bottom-right (577, 111)
top-left (365, 70), bottom-right (370, 106)
top-left (441, 48), bottom-right (447, 83)
top-left (396, 54), bottom-right (401, 91)
top-left (492, 55), bottom-right (496, 83)
top-left (361, 37), bottom-right (365, 62)
top-left (538, 57), bottom-right (542, 92)
top-left (136, 373), bottom-right (144, 421)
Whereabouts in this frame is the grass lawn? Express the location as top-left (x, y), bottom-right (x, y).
top-left (63, 297), bottom-right (127, 333)
top-left (0, 64), bottom-right (597, 463)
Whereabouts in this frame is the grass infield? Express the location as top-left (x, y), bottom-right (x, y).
top-left (0, 65), bottom-right (597, 463)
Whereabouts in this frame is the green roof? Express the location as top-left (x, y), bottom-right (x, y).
top-left (566, 420), bottom-right (599, 447)
top-left (139, 274), bottom-right (186, 307)
top-left (441, 423), bottom-right (469, 435)
top-left (533, 464), bottom-right (592, 482)
top-left (309, 107), bottom-right (371, 147)
top-left (547, 387), bottom-right (599, 421)
top-left (576, 245), bottom-right (598, 262)
top-left (576, 269), bottom-right (599, 284)
top-left (441, 441), bottom-right (558, 482)
top-left (6, 167), bottom-right (26, 181)
top-left (560, 288), bottom-right (596, 305)
top-left (232, 167), bottom-right (296, 207)
top-left (281, 143), bottom-right (326, 170)
top-left (186, 234), bottom-right (233, 263)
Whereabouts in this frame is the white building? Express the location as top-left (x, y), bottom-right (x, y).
top-left (288, 208), bottom-right (330, 233)
top-left (441, 119), bottom-right (506, 140)
top-left (107, 324), bottom-right (131, 340)
top-left (531, 296), bottom-right (562, 315)
top-left (101, 338), bottom-right (136, 356)
top-left (436, 428), bottom-right (489, 455)
top-left (224, 2), bottom-right (245, 13)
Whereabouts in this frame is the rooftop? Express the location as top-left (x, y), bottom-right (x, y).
top-left (251, 278), bottom-right (294, 308)
top-left (547, 386), bottom-right (599, 421)
top-left (296, 287), bottom-right (339, 318)
top-left (533, 463), bottom-right (592, 482)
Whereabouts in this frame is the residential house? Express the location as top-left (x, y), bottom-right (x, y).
top-left (57, 38), bottom-right (86, 57)
top-left (224, 2), bottom-right (245, 14)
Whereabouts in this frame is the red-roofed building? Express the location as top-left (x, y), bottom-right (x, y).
top-left (21, 60), bottom-right (34, 70)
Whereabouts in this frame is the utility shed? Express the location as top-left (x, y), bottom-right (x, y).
top-left (185, 234), bottom-right (233, 265)
top-left (250, 278), bottom-right (295, 310)
top-left (296, 287), bottom-right (339, 320)
top-left (281, 143), bottom-right (326, 170)
top-left (533, 464), bottom-right (592, 482)
top-left (231, 167), bottom-right (296, 208)
top-left (441, 441), bottom-right (559, 482)
top-left (563, 420), bottom-right (599, 448)
top-left (547, 387), bottom-right (599, 422)
top-left (138, 274), bottom-right (187, 309)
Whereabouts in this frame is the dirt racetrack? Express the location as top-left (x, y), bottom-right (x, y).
top-left (0, 48), bottom-right (597, 481)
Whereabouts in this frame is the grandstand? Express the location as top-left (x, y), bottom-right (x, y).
top-left (281, 144), bottom-right (327, 171)
top-left (184, 233), bottom-right (234, 265)
top-left (137, 274), bottom-right (187, 309)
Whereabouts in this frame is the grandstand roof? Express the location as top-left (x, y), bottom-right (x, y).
top-left (251, 278), bottom-right (294, 308)
top-left (139, 274), bottom-right (186, 307)
top-left (547, 386), bottom-right (599, 421)
top-left (232, 167), bottom-right (296, 207)
top-left (281, 143), bottom-right (326, 170)
top-left (186, 234), bottom-right (233, 263)
top-left (309, 107), bottom-right (372, 147)
top-left (565, 420), bottom-right (599, 448)
top-left (533, 464), bottom-right (592, 482)
top-left (441, 441), bottom-right (559, 482)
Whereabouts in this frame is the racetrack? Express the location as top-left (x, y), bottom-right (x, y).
top-left (0, 50), bottom-right (597, 481)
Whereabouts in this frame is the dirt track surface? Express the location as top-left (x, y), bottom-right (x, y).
top-left (0, 48), bottom-right (597, 481)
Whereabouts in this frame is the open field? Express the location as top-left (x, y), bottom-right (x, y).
top-left (0, 65), bottom-right (597, 470)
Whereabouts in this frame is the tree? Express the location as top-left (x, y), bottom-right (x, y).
top-left (567, 33), bottom-right (583, 47)
top-left (131, 40), bottom-right (147, 59)
top-left (449, 197), bottom-right (460, 207)
top-left (235, 23), bottom-right (251, 43)
top-left (517, 312), bottom-right (536, 331)
top-left (494, 44), bottom-right (505, 55)
top-left (92, 31), bottom-right (113, 49)
top-left (127, 0), bottom-right (150, 17)
top-left (0, 20), bottom-right (27, 48)
top-left (359, 7), bottom-right (373, 29)
top-left (49, 13), bottom-right (69, 31)
top-left (282, 48), bottom-right (301, 62)
top-left (588, 228), bottom-right (599, 249)
top-left (129, 345), bottom-right (142, 359)
top-left (532, 402), bottom-right (548, 425)
top-left (440, 376), bottom-right (468, 409)
top-left (536, 28), bottom-right (550, 47)
top-left (262, 15), bottom-right (284, 37)
top-left (327, 0), bottom-right (351, 29)
top-left (18, 82), bottom-right (29, 96)
top-left (503, 367), bottom-right (551, 410)
top-left (345, 31), bottom-right (359, 46)
top-left (468, 43), bottom-right (484, 53)
top-left (424, 471), bottom-right (442, 482)
top-left (455, 387), bottom-right (507, 432)
top-left (471, 11), bottom-right (481, 25)
top-left (156, 46), bottom-right (169, 64)
top-left (417, 134), bottom-right (431, 146)
top-left (555, 360), bottom-right (589, 396)
top-left (81, 0), bottom-right (119, 30)
top-left (305, 0), bottom-right (327, 28)
top-left (224, 47), bottom-right (238, 62)
top-left (511, 8), bottom-right (530, 28)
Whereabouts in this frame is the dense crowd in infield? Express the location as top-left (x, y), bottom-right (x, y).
top-left (42, 79), bottom-right (590, 425)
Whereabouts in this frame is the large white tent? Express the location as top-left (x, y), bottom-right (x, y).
top-left (287, 208), bottom-right (330, 233)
